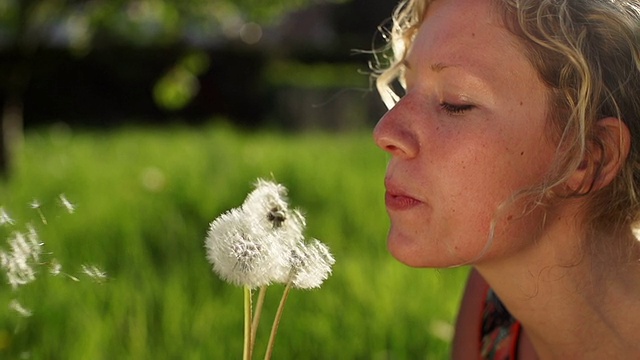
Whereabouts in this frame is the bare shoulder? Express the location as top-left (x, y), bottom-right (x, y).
top-left (451, 268), bottom-right (489, 360)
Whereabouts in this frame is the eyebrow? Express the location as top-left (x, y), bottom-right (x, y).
top-left (430, 62), bottom-right (452, 73)
top-left (401, 60), bottom-right (453, 73)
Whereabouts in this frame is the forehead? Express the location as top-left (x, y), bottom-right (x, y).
top-left (406, 0), bottom-right (531, 83)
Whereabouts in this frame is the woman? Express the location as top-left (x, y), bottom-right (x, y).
top-left (373, 0), bottom-right (640, 358)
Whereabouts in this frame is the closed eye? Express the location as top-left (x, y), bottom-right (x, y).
top-left (441, 103), bottom-right (474, 115)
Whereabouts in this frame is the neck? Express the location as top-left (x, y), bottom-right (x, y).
top-left (476, 209), bottom-right (640, 359)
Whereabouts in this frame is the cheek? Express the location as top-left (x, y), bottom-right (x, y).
top-left (474, 131), bottom-right (554, 190)
top-left (459, 142), bottom-right (555, 248)
top-left (438, 134), bottom-right (553, 223)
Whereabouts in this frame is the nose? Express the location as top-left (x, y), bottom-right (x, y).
top-left (373, 99), bottom-right (419, 159)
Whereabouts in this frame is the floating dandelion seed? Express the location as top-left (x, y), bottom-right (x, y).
top-left (24, 225), bottom-right (42, 263)
top-left (29, 200), bottom-right (40, 210)
top-left (49, 258), bottom-right (79, 281)
top-left (0, 196), bottom-right (104, 337)
top-left (49, 259), bottom-right (62, 276)
top-left (9, 299), bottom-right (32, 317)
top-left (81, 264), bottom-right (108, 282)
top-left (0, 207), bottom-right (14, 226)
top-left (0, 229), bottom-right (42, 289)
top-left (59, 194), bottom-right (75, 214)
top-left (29, 199), bottom-right (47, 224)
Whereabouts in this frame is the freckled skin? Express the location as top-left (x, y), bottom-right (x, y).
top-left (374, 0), bottom-right (557, 267)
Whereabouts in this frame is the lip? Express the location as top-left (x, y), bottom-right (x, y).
top-left (384, 182), bottom-right (422, 211)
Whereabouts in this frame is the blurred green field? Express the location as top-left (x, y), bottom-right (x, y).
top-left (0, 122), bottom-right (468, 359)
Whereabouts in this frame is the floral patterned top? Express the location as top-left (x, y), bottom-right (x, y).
top-left (480, 288), bottom-right (522, 359)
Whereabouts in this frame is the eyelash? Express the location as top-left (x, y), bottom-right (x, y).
top-left (440, 103), bottom-right (474, 115)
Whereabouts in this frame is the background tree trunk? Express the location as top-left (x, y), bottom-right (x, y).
top-left (0, 0), bottom-right (31, 179)
top-left (0, 94), bottom-right (24, 179)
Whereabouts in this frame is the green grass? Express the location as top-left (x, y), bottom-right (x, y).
top-left (0, 122), bottom-right (469, 359)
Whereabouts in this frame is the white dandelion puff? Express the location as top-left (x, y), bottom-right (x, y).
top-left (231, 239), bottom-right (263, 272)
top-left (242, 179), bottom-right (306, 261)
top-left (288, 239), bottom-right (335, 289)
top-left (9, 299), bottom-right (32, 317)
top-left (81, 264), bottom-right (108, 282)
top-left (205, 179), bottom-right (335, 289)
top-left (205, 208), bottom-right (291, 288)
top-left (204, 178), bottom-right (336, 360)
top-left (242, 179), bottom-right (294, 233)
top-left (242, 179), bottom-right (289, 215)
top-left (205, 179), bottom-right (319, 288)
top-left (0, 207), bottom-right (14, 226)
top-left (59, 194), bottom-right (75, 214)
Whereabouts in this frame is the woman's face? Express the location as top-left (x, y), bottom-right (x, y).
top-left (373, 0), bottom-right (558, 267)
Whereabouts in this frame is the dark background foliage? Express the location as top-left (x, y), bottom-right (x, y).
top-left (0, 0), bottom-right (395, 130)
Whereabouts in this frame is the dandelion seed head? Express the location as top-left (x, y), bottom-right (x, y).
top-left (205, 178), bottom-right (334, 289)
top-left (9, 299), bottom-right (32, 317)
top-left (0, 207), bottom-right (14, 226)
top-left (282, 208), bottom-right (306, 239)
top-left (206, 210), bottom-right (261, 287)
top-left (231, 240), bottom-right (263, 272)
top-left (289, 244), bottom-right (307, 270)
top-left (244, 205), bottom-right (305, 251)
top-left (243, 179), bottom-right (291, 230)
top-left (266, 206), bottom-right (286, 228)
top-left (242, 181), bottom-right (306, 253)
top-left (205, 208), bottom-right (292, 288)
top-left (248, 179), bottom-right (289, 204)
top-left (289, 239), bottom-right (335, 290)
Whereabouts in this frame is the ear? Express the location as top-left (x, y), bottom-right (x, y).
top-left (566, 117), bottom-right (631, 194)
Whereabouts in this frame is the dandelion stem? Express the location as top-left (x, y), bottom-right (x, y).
top-left (243, 286), bottom-right (253, 360)
top-left (251, 286), bottom-right (267, 352)
top-left (264, 282), bottom-right (292, 360)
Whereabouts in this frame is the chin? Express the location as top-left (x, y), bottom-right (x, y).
top-left (387, 235), bottom-right (439, 267)
top-left (387, 232), bottom-right (479, 268)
